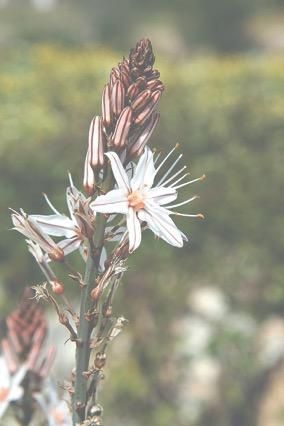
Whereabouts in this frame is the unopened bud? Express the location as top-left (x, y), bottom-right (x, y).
top-left (95, 352), bottom-right (106, 369)
top-left (146, 79), bottom-right (164, 91)
top-left (88, 116), bottom-right (105, 169)
top-left (120, 70), bottom-right (131, 89)
top-left (111, 80), bottom-right (125, 117)
top-left (83, 150), bottom-right (95, 196)
top-left (134, 90), bottom-right (161, 125)
top-left (51, 280), bottom-right (64, 294)
top-left (131, 89), bottom-right (151, 112)
top-left (128, 112), bottom-right (159, 157)
top-left (101, 84), bottom-right (112, 127)
top-left (109, 67), bottom-right (120, 86)
top-left (126, 82), bottom-right (140, 100)
top-left (112, 106), bottom-right (133, 149)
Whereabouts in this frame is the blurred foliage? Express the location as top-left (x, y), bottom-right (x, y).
top-left (0, 46), bottom-right (284, 425)
top-left (0, 0), bottom-right (283, 52)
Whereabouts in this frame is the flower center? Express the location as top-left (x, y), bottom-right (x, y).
top-left (0, 388), bottom-right (9, 401)
top-left (127, 191), bottom-right (145, 211)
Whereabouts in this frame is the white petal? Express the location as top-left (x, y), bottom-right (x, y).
top-left (131, 147), bottom-right (155, 191)
top-left (139, 206), bottom-right (184, 247)
top-left (146, 186), bottom-right (177, 205)
top-left (0, 401), bottom-right (9, 419)
top-left (105, 152), bottom-right (130, 192)
top-left (0, 357), bottom-right (10, 387)
top-left (8, 385), bottom-right (23, 402)
top-left (127, 208), bottom-right (142, 252)
top-left (11, 364), bottom-right (27, 388)
top-left (30, 214), bottom-right (77, 238)
top-left (58, 237), bottom-right (81, 256)
top-left (90, 189), bottom-right (128, 214)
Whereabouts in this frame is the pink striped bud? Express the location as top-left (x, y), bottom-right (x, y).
top-left (131, 89), bottom-right (151, 112)
top-left (120, 70), bottom-right (131, 89)
top-left (126, 82), bottom-right (140, 100)
top-left (109, 67), bottom-right (120, 86)
top-left (83, 150), bottom-right (95, 196)
top-left (88, 116), bottom-right (105, 169)
top-left (102, 84), bottom-right (112, 127)
top-left (134, 90), bottom-right (162, 125)
top-left (146, 79), bottom-right (164, 91)
top-left (111, 80), bottom-right (125, 117)
top-left (112, 106), bottom-right (133, 149)
top-left (128, 112), bottom-right (159, 157)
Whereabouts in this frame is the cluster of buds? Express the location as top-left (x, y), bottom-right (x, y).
top-left (84, 38), bottom-right (164, 195)
top-left (0, 288), bottom-right (57, 422)
top-left (1, 288), bottom-right (55, 386)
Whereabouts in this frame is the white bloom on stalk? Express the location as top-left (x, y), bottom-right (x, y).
top-left (0, 357), bottom-right (27, 419)
top-left (91, 147), bottom-right (204, 252)
top-left (30, 180), bottom-right (91, 258)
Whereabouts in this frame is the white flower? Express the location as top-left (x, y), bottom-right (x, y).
top-left (30, 178), bottom-right (91, 258)
top-left (91, 147), bottom-right (204, 252)
top-left (0, 357), bottom-right (27, 419)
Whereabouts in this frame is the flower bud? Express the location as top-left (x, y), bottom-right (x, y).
top-left (120, 70), bottom-right (131, 89)
top-left (83, 150), bottom-right (95, 196)
top-left (88, 116), bottom-right (105, 169)
top-left (101, 84), bottom-right (112, 127)
top-left (111, 80), bottom-right (125, 117)
top-left (109, 67), bottom-right (120, 86)
top-left (126, 82), bottom-right (140, 100)
top-left (128, 112), bottom-right (159, 158)
top-left (131, 89), bottom-right (151, 112)
top-left (112, 106), bottom-right (133, 149)
top-left (134, 90), bottom-right (162, 125)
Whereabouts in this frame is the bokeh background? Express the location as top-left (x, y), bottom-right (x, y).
top-left (0, 1), bottom-right (284, 425)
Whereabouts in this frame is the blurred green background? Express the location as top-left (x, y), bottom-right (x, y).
top-left (0, 1), bottom-right (284, 425)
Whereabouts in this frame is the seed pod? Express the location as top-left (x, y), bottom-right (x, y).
top-left (112, 106), bottom-right (133, 149)
top-left (88, 116), bottom-right (105, 169)
top-left (51, 280), bottom-right (64, 295)
top-left (95, 352), bottom-right (106, 369)
top-left (111, 80), bottom-right (125, 117)
top-left (101, 84), bottom-right (112, 127)
top-left (131, 89), bottom-right (151, 112)
top-left (48, 247), bottom-right (65, 262)
top-left (90, 286), bottom-right (101, 301)
top-left (83, 150), bottom-right (95, 196)
top-left (134, 90), bottom-right (162, 125)
top-left (126, 82), bottom-right (140, 100)
top-left (128, 112), bottom-right (159, 157)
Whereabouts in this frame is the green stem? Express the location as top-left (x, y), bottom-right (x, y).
top-left (73, 169), bottom-right (113, 425)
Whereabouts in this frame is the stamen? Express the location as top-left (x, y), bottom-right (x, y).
top-left (154, 144), bottom-right (179, 175)
top-left (43, 193), bottom-right (61, 215)
top-left (172, 212), bottom-right (205, 218)
top-left (68, 172), bottom-right (74, 187)
top-left (160, 167), bottom-right (188, 187)
top-left (172, 174), bottom-right (206, 190)
top-left (167, 195), bottom-right (199, 209)
top-left (156, 154), bottom-right (183, 185)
